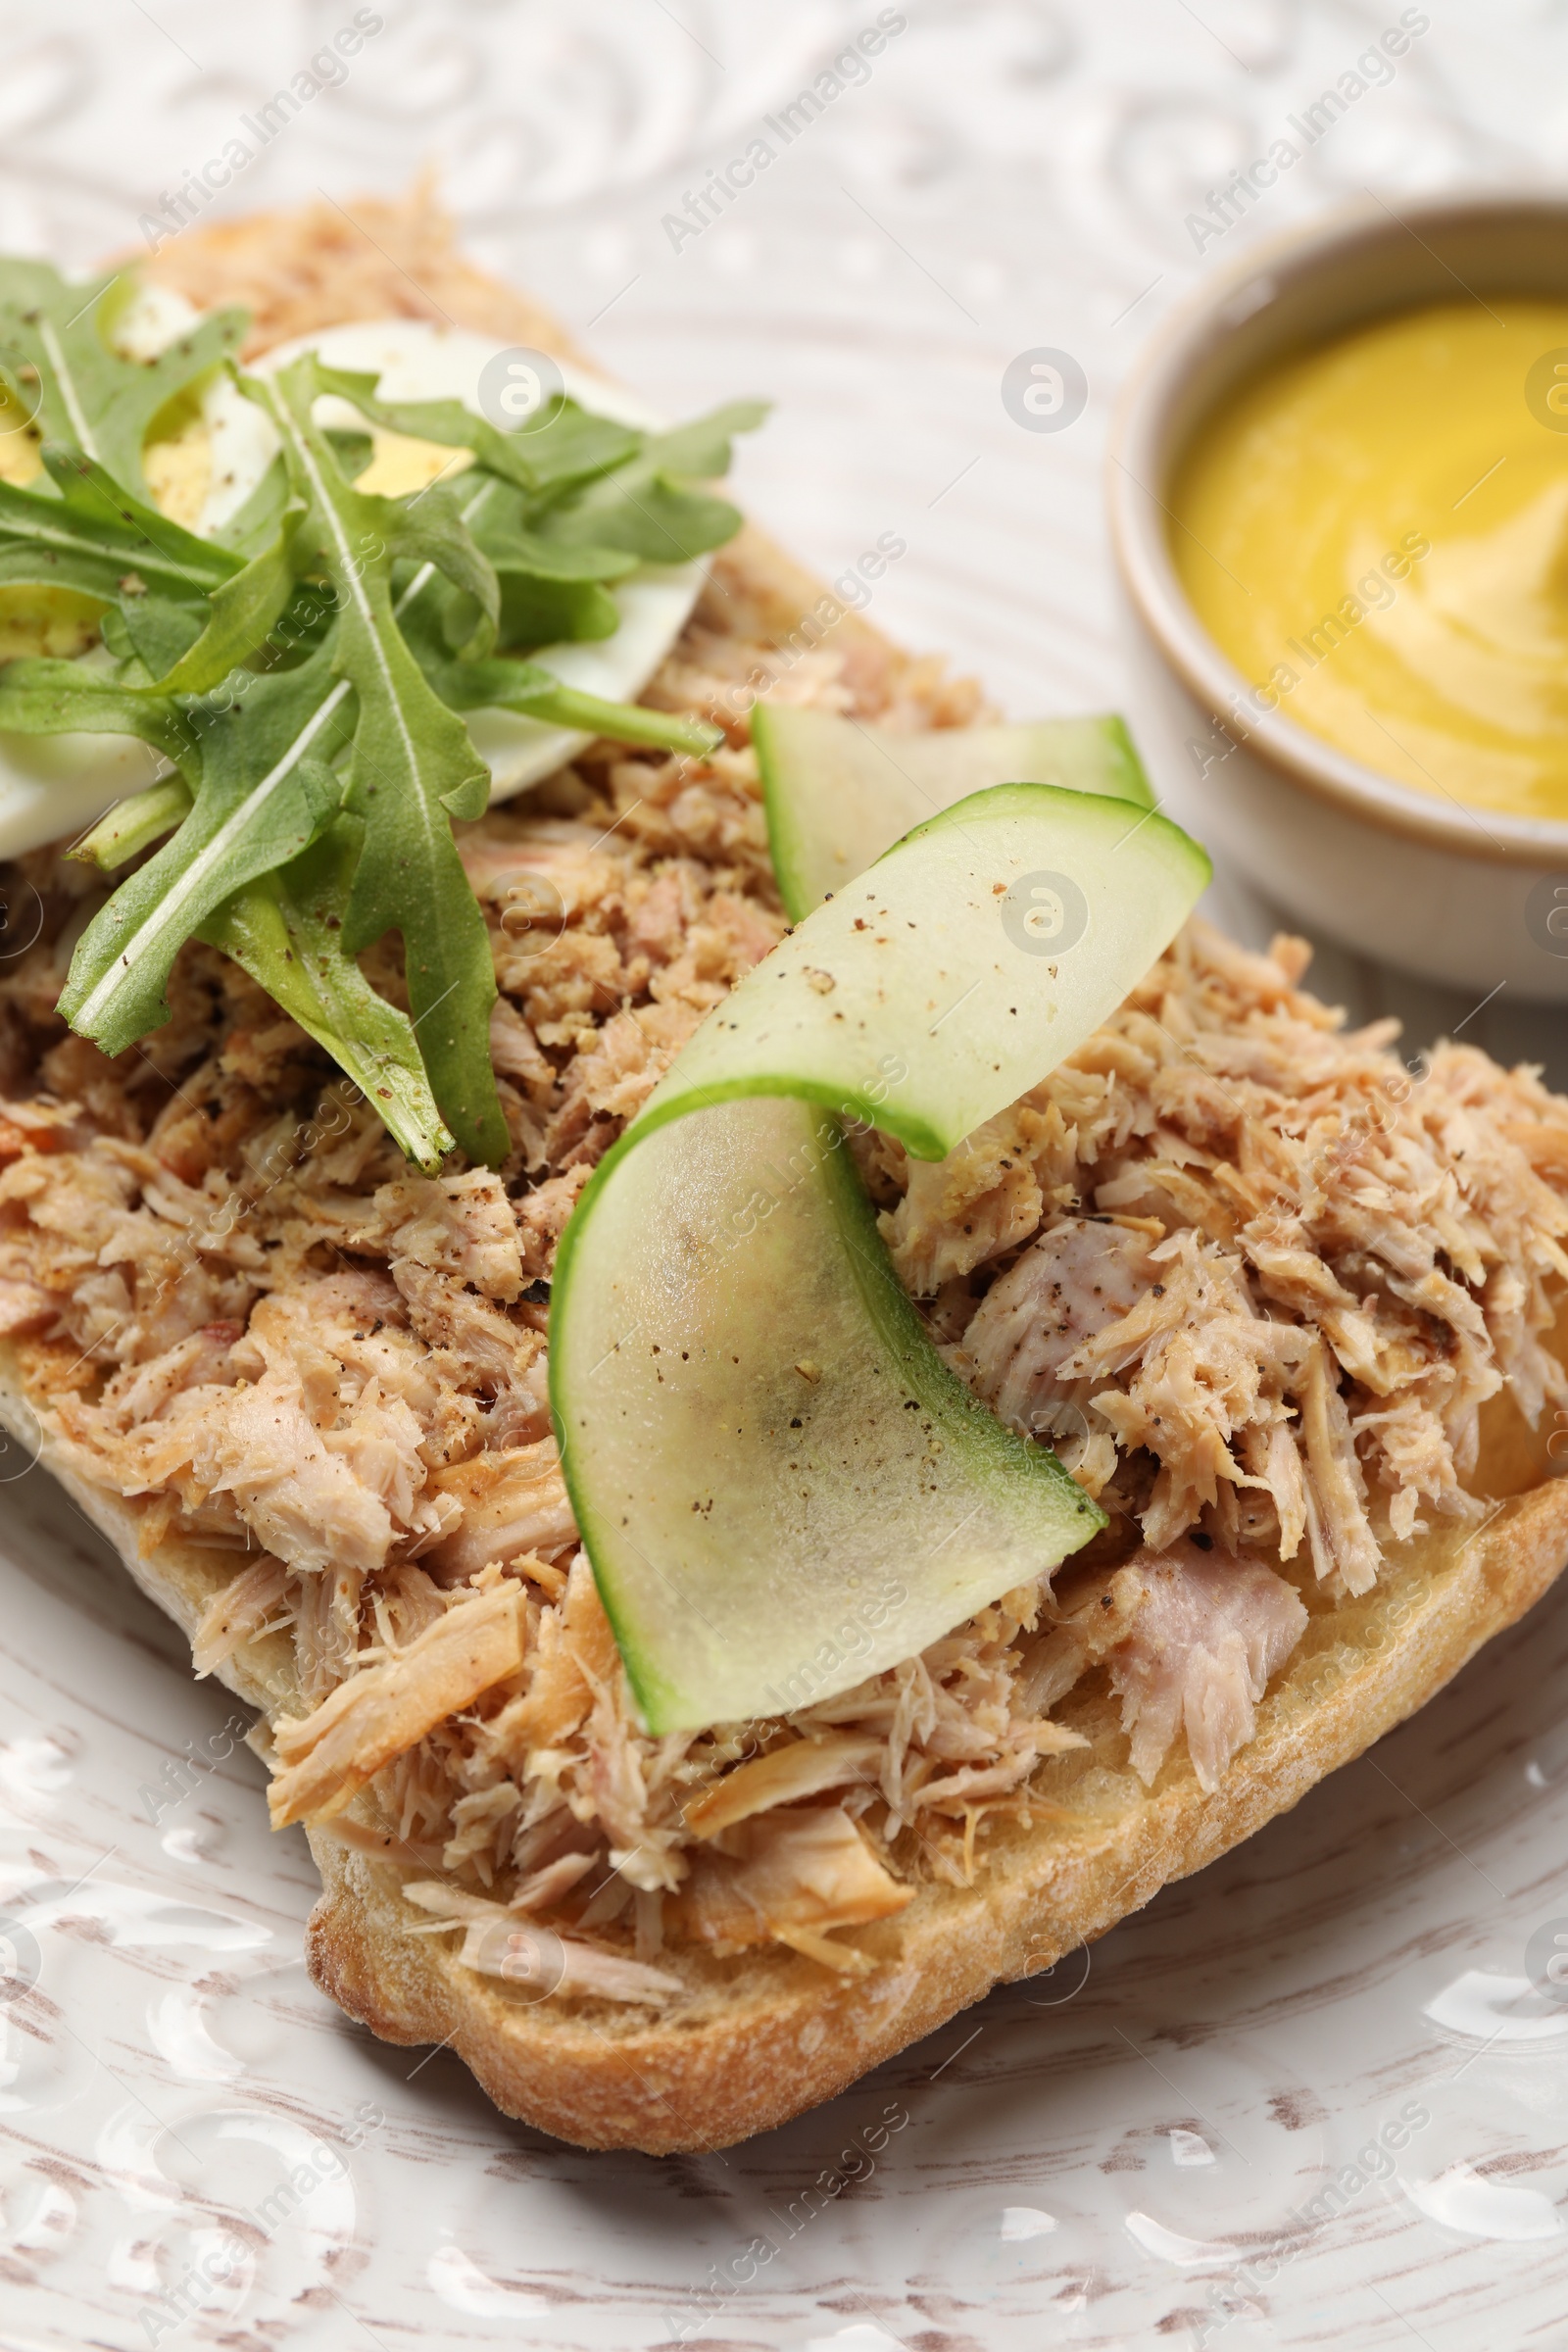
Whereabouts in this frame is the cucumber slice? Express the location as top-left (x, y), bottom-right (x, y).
top-left (552, 781), bottom-right (1210, 1733)
top-left (755, 705), bottom-right (1153, 919)
top-left (637, 782), bottom-right (1207, 1162)
top-left (554, 1093), bottom-right (1102, 1734)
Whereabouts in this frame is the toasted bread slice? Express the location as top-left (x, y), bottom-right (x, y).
top-left (2, 192), bottom-right (1566, 2153)
top-left (4, 1343), bottom-right (1566, 2151)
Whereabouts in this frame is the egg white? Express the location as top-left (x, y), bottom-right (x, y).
top-left (0, 309), bottom-right (703, 860)
top-left (250, 320), bottom-right (702, 803)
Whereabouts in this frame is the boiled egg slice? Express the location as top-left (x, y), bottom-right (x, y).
top-left (249, 318), bottom-right (704, 803)
top-left (0, 278), bottom-right (270, 860)
top-left (0, 308), bottom-right (705, 860)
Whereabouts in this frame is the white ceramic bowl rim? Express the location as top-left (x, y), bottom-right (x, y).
top-left (1106, 188), bottom-right (1568, 870)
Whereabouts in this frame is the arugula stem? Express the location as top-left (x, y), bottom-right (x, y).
top-left (505, 682), bottom-right (720, 758)
top-left (265, 360), bottom-right (508, 1166)
top-left (73, 774), bottom-right (194, 871)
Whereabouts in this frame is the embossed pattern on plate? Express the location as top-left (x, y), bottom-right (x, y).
top-left (2, 5), bottom-right (1566, 2346)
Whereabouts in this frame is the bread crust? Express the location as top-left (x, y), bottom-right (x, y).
top-left (307, 1480), bottom-right (1568, 2147)
top-left (3, 193), bottom-right (1567, 2151)
top-left (7, 1344), bottom-right (1567, 2150)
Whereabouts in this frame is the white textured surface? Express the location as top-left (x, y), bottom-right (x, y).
top-left (4, 5), bottom-right (1568, 2348)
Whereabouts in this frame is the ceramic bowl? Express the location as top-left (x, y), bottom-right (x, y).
top-left (1107, 190), bottom-right (1568, 1002)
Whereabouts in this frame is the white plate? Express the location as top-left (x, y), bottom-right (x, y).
top-left (7, 1426), bottom-right (1568, 2349)
top-left (4, 4), bottom-right (1567, 2348)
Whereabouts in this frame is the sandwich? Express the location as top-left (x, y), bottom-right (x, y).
top-left (1, 190), bottom-right (1565, 2156)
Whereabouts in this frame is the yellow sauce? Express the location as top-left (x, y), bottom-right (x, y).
top-left (1169, 300), bottom-right (1568, 819)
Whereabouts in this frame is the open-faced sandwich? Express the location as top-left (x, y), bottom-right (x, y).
top-left (1, 192), bottom-right (1566, 2154)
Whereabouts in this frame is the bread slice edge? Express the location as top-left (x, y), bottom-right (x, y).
top-left (3, 192), bottom-right (1565, 2151)
top-left (7, 1354), bottom-right (1566, 2150)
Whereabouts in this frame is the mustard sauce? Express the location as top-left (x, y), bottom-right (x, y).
top-left (1168, 300), bottom-right (1568, 819)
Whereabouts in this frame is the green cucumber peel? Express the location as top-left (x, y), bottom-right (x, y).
top-left (755, 704), bottom-right (1153, 920)
top-left (634, 781), bottom-right (1207, 1162)
top-left (554, 1093), bottom-right (1106, 1736)
top-left (552, 777), bottom-right (1210, 1733)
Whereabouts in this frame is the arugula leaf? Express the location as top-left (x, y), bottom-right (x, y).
top-left (264, 357), bottom-right (507, 1166)
top-left (386, 475), bottom-right (500, 660)
top-left (430, 483), bottom-right (613, 647)
top-left (104, 596), bottom-right (203, 679)
top-left (470, 496), bottom-right (638, 584)
top-left (497, 574), bottom-right (619, 648)
top-left (0, 654), bottom-right (197, 766)
top-left (519, 402), bottom-right (662, 495)
top-left (397, 597), bottom-right (720, 758)
top-left (324, 426), bottom-right (373, 481)
top-left (532, 405), bottom-right (767, 564)
top-left (137, 510), bottom-right (302, 694)
top-left (0, 453), bottom-right (235, 622)
top-left (96, 523), bottom-right (300, 699)
top-left (58, 641), bottom-right (353, 1053)
top-left (0, 261), bottom-right (247, 505)
top-left (311, 364), bottom-right (640, 497)
top-left (381, 476), bottom-right (612, 652)
top-left (539, 475), bottom-right (742, 565)
top-left (41, 446), bottom-right (239, 582)
top-left (201, 821), bottom-right (454, 1174)
top-left (638, 401), bottom-right (771, 481)
top-left (213, 453), bottom-right (289, 558)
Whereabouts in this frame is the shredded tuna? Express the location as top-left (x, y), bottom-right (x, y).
top-left (425, 1443), bottom-right (576, 1582)
top-left (677, 1806), bottom-right (914, 1972)
top-left (191, 1553), bottom-right (289, 1678)
top-left (3, 237), bottom-right (1566, 1993)
top-left (1104, 1542), bottom-right (1308, 1792)
top-left (682, 1733), bottom-right (884, 1838)
top-left (939, 924), bottom-right (1568, 1584)
top-left (401, 1880), bottom-right (684, 2005)
top-left (351, 1169), bottom-right (523, 1302)
top-left (0, 1272), bottom-right (52, 1334)
top-left (269, 1584), bottom-right (524, 1827)
top-left (963, 1217), bottom-right (1162, 1426)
